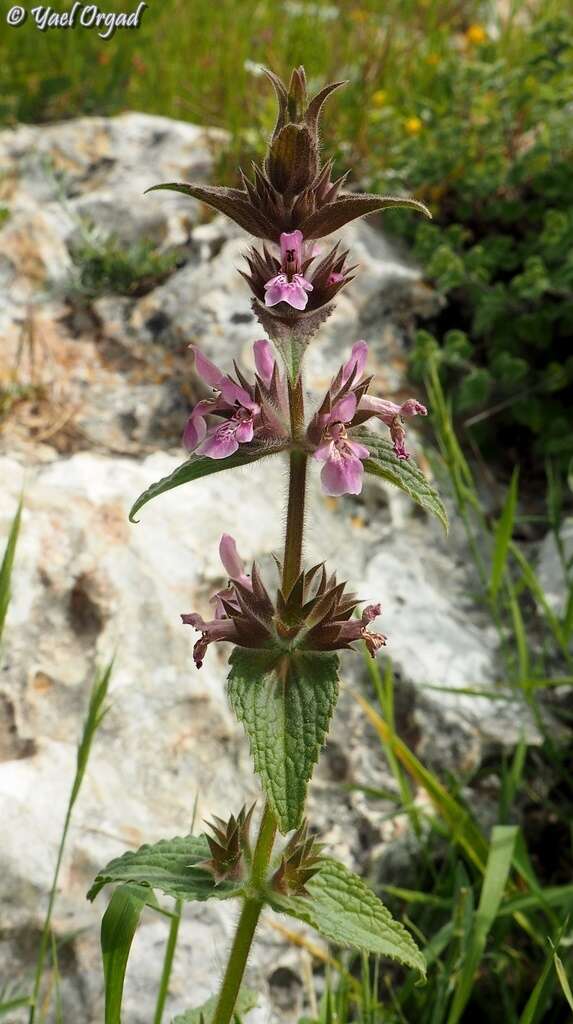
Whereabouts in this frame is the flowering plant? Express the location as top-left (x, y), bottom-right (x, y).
top-left (89, 67), bottom-right (447, 1023)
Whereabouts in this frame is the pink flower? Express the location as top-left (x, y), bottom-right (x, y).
top-left (358, 395), bottom-right (427, 460)
top-left (264, 230), bottom-right (314, 311)
top-left (181, 536), bottom-right (274, 668)
top-left (308, 339), bottom-right (428, 490)
top-left (337, 604), bottom-right (387, 657)
top-left (182, 342), bottom-right (287, 460)
top-left (313, 393), bottom-right (370, 497)
top-left (209, 533), bottom-right (253, 617)
top-left (340, 339), bottom-right (369, 386)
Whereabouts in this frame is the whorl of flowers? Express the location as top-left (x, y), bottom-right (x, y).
top-left (181, 535), bottom-right (387, 670)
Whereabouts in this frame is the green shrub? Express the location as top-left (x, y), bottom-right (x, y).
top-left (69, 230), bottom-right (180, 299)
top-left (370, 12), bottom-right (573, 468)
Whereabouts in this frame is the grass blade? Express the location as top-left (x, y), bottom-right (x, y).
top-left (29, 662), bottom-right (113, 1024)
top-left (0, 497), bottom-right (22, 644)
top-left (510, 541), bottom-right (571, 663)
top-left (490, 469), bottom-right (519, 601)
top-left (553, 949), bottom-right (573, 1012)
top-left (0, 996), bottom-right (33, 1018)
top-left (447, 825), bottom-right (518, 1024)
top-left (518, 949), bottom-right (554, 1024)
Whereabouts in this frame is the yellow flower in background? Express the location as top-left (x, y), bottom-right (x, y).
top-left (371, 89), bottom-right (387, 107)
top-left (404, 116), bottom-right (423, 135)
top-left (426, 52), bottom-right (440, 66)
top-left (466, 23), bottom-right (487, 44)
top-left (350, 8), bottom-right (368, 21)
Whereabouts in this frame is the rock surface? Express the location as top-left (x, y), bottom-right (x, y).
top-left (0, 111), bottom-right (533, 1022)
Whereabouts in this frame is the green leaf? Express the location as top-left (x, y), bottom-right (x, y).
top-left (101, 884), bottom-right (148, 1024)
top-left (88, 835), bottom-right (243, 903)
top-left (227, 649), bottom-right (339, 834)
top-left (171, 987), bottom-right (258, 1024)
top-left (354, 430), bottom-right (448, 532)
top-left (129, 442), bottom-right (287, 523)
top-left (268, 857), bottom-right (426, 978)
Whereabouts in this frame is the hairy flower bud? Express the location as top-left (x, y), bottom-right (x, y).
top-left (146, 66), bottom-right (429, 245)
top-left (271, 821), bottom-right (324, 896)
top-left (199, 804), bottom-right (256, 882)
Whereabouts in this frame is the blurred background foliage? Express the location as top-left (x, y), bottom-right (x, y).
top-left (1, 0), bottom-right (572, 479)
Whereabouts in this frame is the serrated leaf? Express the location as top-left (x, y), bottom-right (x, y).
top-left (87, 835), bottom-right (243, 903)
top-left (227, 649), bottom-right (339, 833)
top-left (278, 861), bottom-right (427, 975)
top-left (129, 442), bottom-right (287, 522)
top-left (269, 857), bottom-right (426, 977)
top-left (101, 883), bottom-right (148, 1024)
top-left (171, 987), bottom-right (258, 1023)
top-left (354, 430), bottom-right (448, 532)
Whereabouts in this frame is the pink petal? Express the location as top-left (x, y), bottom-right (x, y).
top-left (341, 340), bottom-right (369, 385)
top-left (253, 339), bottom-right (275, 388)
top-left (313, 440), bottom-right (334, 462)
top-left (235, 418), bottom-right (254, 443)
top-left (264, 275), bottom-right (289, 307)
top-left (362, 603), bottom-right (382, 623)
top-left (191, 346), bottom-right (225, 389)
top-left (400, 398), bottom-right (428, 418)
top-left (182, 412), bottom-right (207, 451)
top-left (358, 394), bottom-right (401, 426)
top-left (349, 440), bottom-right (370, 460)
top-left (294, 274), bottom-right (314, 292)
top-left (280, 230), bottom-right (303, 272)
top-left (320, 454), bottom-right (365, 496)
top-left (219, 378), bottom-right (255, 409)
top-left (219, 534), bottom-right (245, 580)
top-left (330, 393), bottom-right (357, 425)
top-left (181, 612), bottom-right (207, 629)
top-left (198, 428), bottom-right (239, 459)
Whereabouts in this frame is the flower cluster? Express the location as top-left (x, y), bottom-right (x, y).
top-left (184, 338), bottom-right (427, 497)
top-left (307, 340), bottom-right (427, 495)
top-left (181, 535), bottom-right (386, 669)
top-left (182, 340), bottom-right (289, 459)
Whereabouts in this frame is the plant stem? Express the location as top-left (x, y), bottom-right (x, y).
top-left (283, 373), bottom-right (308, 594)
top-left (29, 805), bottom-right (72, 1024)
top-left (153, 898), bottom-right (183, 1024)
top-left (212, 805), bottom-right (277, 1024)
top-left (212, 363), bottom-right (308, 1024)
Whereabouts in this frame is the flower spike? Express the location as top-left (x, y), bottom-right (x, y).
top-left (146, 66), bottom-right (429, 243)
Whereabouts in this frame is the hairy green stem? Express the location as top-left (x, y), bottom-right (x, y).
top-left (212, 367), bottom-right (307, 1024)
top-left (212, 806), bottom-right (277, 1024)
